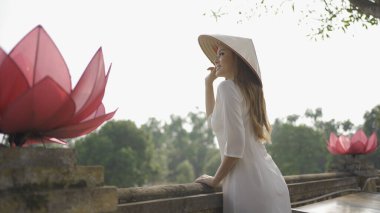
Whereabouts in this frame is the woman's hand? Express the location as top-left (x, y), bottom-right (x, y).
top-left (194, 174), bottom-right (218, 187)
top-left (205, 67), bottom-right (216, 118)
top-left (205, 67), bottom-right (217, 85)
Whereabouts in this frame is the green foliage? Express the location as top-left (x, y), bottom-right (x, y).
top-left (268, 120), bottom-right (328, 175)
top-left (75, 120), bottom-right (156, 187)
top-left (362, 105), bottom-right (380, 168)
top-left (203, 149), bottom-right (221, 175)
top-left (175, 160), bottom-right (195, 183)
top-left (140, 118), bottom-right (169, 184)
top-left (142, 111), bottom-right (219, 184)
top-left (286, 114), bottom-right (300, 124)
top-left (74, 105), bottom-right (379, 187)
top-left (205, 0), bottom-right (379, 39)
top-left (304, 108), bottom-right (354, 138)
top-left (305, 108), bottom-right (323, 122)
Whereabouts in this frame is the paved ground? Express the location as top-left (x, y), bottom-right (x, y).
top-left (292, 192), bottom-right (380, 213)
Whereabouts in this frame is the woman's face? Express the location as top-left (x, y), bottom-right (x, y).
top-left (214, 44), bottom-right (237, 80)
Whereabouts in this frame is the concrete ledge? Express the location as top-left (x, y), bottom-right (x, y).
top-left (0, 148), bottom-right (76, 169)
top-left (0, 186), bottom-right (117, 213)
top-left (0, 166), bottom-right (104, 191)
top-left (118, 183), bottom-right (221, 203)
top-left (117, 193), bottom-right (222, 213)
top-left (288, 176), bottom-right (359, 204)
top-left (284, 172), bottom-right (352, 183)
top-left (118, 183), bottom-right (222, 213)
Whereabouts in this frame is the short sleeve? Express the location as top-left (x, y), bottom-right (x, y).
top-left (218, 81), bottom-right (245, 158)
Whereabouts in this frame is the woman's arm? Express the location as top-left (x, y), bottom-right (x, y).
top-left (205, 67), bottom-right (217, 117)
top-left (195, 156), bottom-right (239, 187)
top-left (197, 68), bottom-right (240, 187)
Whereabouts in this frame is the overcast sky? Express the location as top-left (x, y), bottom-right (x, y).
top-left (1, 0), bottom-right (379, 128)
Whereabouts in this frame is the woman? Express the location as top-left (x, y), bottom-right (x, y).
top-left (195, 34), bottom-right (292, 213)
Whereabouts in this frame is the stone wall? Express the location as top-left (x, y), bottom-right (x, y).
top-left (0, 148), bottom-right (117, 213)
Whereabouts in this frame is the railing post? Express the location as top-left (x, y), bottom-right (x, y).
top-left (343, 155), bottom-right (378, 192)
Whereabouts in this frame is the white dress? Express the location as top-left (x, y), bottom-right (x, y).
top-left (209, 80), bottom-right (291, 213)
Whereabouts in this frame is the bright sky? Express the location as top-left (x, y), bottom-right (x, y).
top-left (1, 0), bottom-right (379, 127)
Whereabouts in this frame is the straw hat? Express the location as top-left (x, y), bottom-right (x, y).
top-left (198, 34), bottom-right (262, 86)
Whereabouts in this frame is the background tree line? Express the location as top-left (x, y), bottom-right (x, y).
top-left (73, 106), bottom-right (380, 187)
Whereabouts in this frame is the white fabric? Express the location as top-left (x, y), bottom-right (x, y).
top-left (209, 80), bottom-right (292, 213)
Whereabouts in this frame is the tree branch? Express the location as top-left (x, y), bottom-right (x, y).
top-left (349, 0), bottom-right (380, 19)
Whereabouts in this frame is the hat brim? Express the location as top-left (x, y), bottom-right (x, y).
top-left (198, 34), bottom-right (262, 87)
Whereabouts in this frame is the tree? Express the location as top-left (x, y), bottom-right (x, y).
top-left (286, 114), bottom-right (300, 124)
top-left (304, 108), bottom-right (343, 139)
top-left (267, 108), bottom-right (360, 174)
top-left (175, 160), bottom-right (195, 183)
top-left (305, 108), bottom-right (323, 123)
top-left (268, 119), bottom-right (328, 175)
top-left (203, 150), bottom-right (221, 175)
top-left (142, 111), bottom-right (219, 184)
top-left (362, 105), bottom-right (380, 168)
top-left (75, 120), bottom-right (156, 187)
top-left (141, 118), bottom-right (170, 184)
top-left (187, 112), bottom-right (218, 177)
top-left (161, 112), bottom-right (219, 182)
top-left (206, 0), bottom-right (379, 39)
top-left (341, 119), bottom-right (354, 132)
top-left (163, 115), bottom-right (192, 182)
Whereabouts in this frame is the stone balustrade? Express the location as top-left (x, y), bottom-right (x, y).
top-left (117, 171), bottom-right (380, 213)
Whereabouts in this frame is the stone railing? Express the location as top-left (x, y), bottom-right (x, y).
top-left (117, 171), bottom-right (380, 213)
top-left (117, 183), bottom-right (222, 213)
top-left (1, 148), bottom-right (379, 213)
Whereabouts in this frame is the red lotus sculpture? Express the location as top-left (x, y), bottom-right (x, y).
top-left (327, 129), bottom-right (378, 155)
top-left (0, 25), bottom-right (116, 147)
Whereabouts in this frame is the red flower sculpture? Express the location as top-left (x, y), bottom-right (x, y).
top-left (0, 25), bottom-right (116, 147)
top-left (327, 129), bottom-right (378, 155)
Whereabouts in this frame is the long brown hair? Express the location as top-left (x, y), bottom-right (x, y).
top-left (234, 55), bottom-right (272, 143)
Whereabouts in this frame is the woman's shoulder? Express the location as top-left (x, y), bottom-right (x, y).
top-left (217, 79), bottom-right (237, 91)
top-left (217, 80), bottom-right (243, 102)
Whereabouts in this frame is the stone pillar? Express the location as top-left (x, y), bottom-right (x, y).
top-left (0, 148), bottom-right (117, 213)
top-left (343, 155), bottom-right (378, 192)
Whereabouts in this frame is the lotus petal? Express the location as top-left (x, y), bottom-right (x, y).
top-left (0, 25), bottom-right (115, 146)
top-left (327, 143), bottom-right (340, 154)
top-left (39, 97), bottom-right (76, 130)
top-left (336, 135), bottom-right (350, 154)
top-left (9, 25), bottom-right (71, 93)
top-left (22, 137), bottom-right (67, 147)
top-left (0, 77), bottom-right (74, 132)
top-left (327, 146), bottom-right (338, 154)
top-left (327, 133), bottom-right (339, 154)
top-left (349, 142), bottom-right (366, 154)
top-left (351, 129), bottom-right (367, 144)
top-left (365, 132), bottom-right (378, 153)
top-left (69, 49), bottom-right (110, 123)
top-left (327, 130), bottom-right (378, 155)
top-left (0, 48), bottom-right (29, 115)
top-left (83, 104), bottom-right (106, 122)
top-left (349, 129), bottom-right (367, 154)
top-left (45, 110), bottom-right (116, 138)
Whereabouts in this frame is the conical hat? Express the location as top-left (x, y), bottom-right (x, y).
top-left (198, 34), bottom-right (262, 87)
